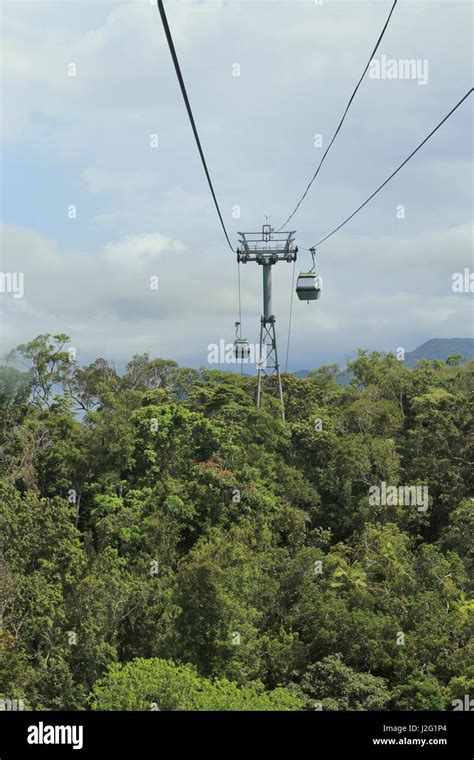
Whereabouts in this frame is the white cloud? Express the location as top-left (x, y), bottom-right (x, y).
top-left (102, 232), bottom-right (185, 266)
top-left (1, 1), bottom-right (472, 369)
top-left (1, 221), bottom-right (471, 370)
top-left (81, 167), bottom-right (158, 195)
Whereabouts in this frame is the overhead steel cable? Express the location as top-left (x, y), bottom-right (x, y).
top-left (237, 261), bottom-right (244, 375)
top-left (278, 0), bottom-right (399, 231)
top-left (157, 0), bottom-right (235, 253)
top-left (285, 258), bottom-right (297, 373)
top-left (306, 88), bottom-right (473, 249)
top-left (237, 260), bottom-right (242, 327)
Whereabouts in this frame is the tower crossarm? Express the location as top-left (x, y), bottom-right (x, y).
top-left (236, 228), bottom-right (297, 264)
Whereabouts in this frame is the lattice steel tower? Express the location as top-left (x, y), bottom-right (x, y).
top-left (237, 223), bottom-right (297, 421)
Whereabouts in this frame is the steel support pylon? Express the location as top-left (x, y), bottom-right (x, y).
top-left (256, 314), bottom-right (285, 421)
top-left (237, 224), bottom-right (297, 422)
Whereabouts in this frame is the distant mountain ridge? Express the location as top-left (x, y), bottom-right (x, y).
top-left (404, 338), bottom-right (474, 367)
top-left (294, 338), bottom-right (474, 377)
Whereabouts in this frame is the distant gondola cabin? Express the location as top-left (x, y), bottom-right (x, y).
top-left (234, 338), bottom-right (251, 360)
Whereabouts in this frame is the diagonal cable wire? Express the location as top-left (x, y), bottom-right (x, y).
top-left (236, 259), bottom-right (244, 374)
top-left (278, 0), bottom-right (398, 231)
top-left (237, 259), bottom-right (242, 327)
top-left (307, 88), bottom-right (473, 248)
top-left (157, 0), bottom-right (235, 253)
top-left (285, 258), bottom-right (297, 373)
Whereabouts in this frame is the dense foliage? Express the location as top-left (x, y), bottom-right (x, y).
top-left (0, 334), bottom-right (472, 710)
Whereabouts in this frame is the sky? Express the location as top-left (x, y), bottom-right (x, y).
top-left (1, 0), bottom-right (472, 373)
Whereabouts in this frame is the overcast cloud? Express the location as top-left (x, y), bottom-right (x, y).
top-left (1, 0), bottom-right (472, 371)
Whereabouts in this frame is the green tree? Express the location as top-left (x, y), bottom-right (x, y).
top-left (295, 654), bottom-right (389, 710)
top-left (90, 658), bottom-right (303, 711)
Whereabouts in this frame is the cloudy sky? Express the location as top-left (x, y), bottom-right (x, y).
top-left (1, 0), bottom-right (472, 372)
